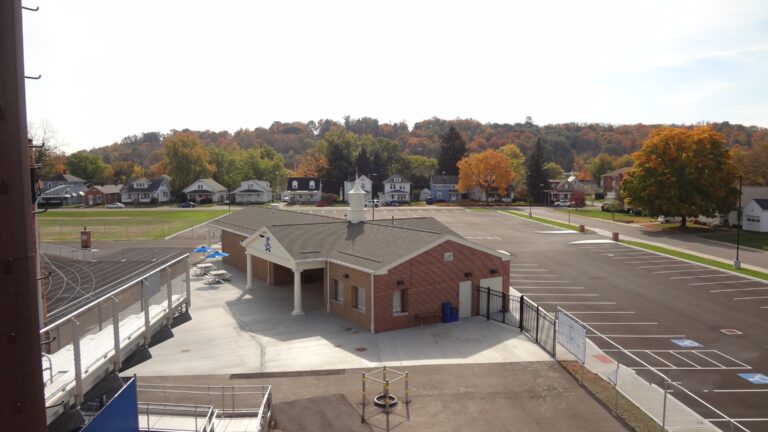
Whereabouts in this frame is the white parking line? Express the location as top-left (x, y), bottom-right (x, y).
top-left (510, 264), bottom-right (539, 267)
top-left (638, 264), bottom-right (696, 269)
top-left (734, 296), bottom-right (768, 300)
top-left (567, 311), bottom-right (635, 314)
top-left (610, 255), bottom-right (657, 259)
top-left (601, 252), bottom-right (649, 256)
top-left (589, 334), bottom-right (685, 338)
top-left (516, 287), bottom-right (584, 290)
top-left (652, 269), bottom-right (710, 274)
top-left (625, 259), bottom-right (678, 264)
top-left (537, 301), bottom-right (616, 304)
top-left (585, 322), bottom-right (658, 325)
top-left (690, 280), bottom-right (753, 286)
top-left (647, 351), bottom-right (676, 368)
top-left (509, 280), bottom-right (572, 283)
top-left (670, 352), bottom-right (700, 368)
top-left (509, 275), bottom-right (560, 277)
top-left (521, 293), bottom-right (599, 296)
top-left (710, 287), bottom-right (768, 293)
top-left (670, 274), bottom-right (733, 280)
top-left (507, 269), bottom-right (550, 272)
top-left (710, 389), bottom-right (768, 393)
top-left (694, 352), bottom-right (725, 368)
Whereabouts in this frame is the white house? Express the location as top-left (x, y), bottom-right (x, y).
top-left (121, 178), bottom-right (173, 204)
top-left (743, 199), bottom-right (768, 232)
top-left (232, 179), bottom-right (272, 204)
top-left (344, 175), bottom-right (372, 202)
top-left (419, 188), bottom-right (432, 201)
top-left (382, 174), bottom-right (410, 203)
top-left (727, 186), bottom-right (768, 227)
top-left (183, 178), bottom-right (228, 203)
top-left (286, 177), bottom-right (322, 204)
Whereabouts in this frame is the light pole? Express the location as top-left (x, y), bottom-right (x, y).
top-left (529, 183), bottom-right (544, 218)
top-left (734, 175), bottom-right (743, 269)
top-left (370, 173), bottom-right (378, 220)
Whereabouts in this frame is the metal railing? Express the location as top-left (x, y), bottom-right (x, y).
top-left (137, 402), bottom-right (217, 432)
top-left (40, 254), bottom-right (191, 413)
top-left (478, 287), bottom-right (555, 355)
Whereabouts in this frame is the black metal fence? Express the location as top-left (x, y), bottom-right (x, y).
top-left (478, 287), bottom-right (556, 356)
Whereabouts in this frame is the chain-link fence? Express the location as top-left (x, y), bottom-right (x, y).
top-left (40, 254), bottom-right (191, 405)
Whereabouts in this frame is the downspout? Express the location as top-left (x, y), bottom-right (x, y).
top-left (326, 260), bottom-right (330, 313)
top-left (370, 272), bottom-right (375, 333)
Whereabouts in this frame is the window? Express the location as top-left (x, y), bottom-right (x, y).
top-left (332, 279), bottom-right (343, 302)
top-left (309, 180), bottom-right (316, 189)
top-left (393, 289), bottom-right (407, 314)
top-left (353, 286), bottom-right (365, 311)
top-left (444, 252), bottom-right (453, 262)
top-left (197, 184), bottom-right (203, 190)
top-left (292, 180), bottom-right (298, 189)
top-left (96, 195), bottom-right (103, 203)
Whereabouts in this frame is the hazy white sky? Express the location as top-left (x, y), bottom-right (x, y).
top-left (23, 0), bottom-right (768, 153)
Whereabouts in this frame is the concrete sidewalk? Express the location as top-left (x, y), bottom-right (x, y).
top-left (123, 265), bottom-right (550, 377)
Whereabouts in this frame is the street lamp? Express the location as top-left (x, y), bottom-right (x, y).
top-left (370, 173), bottom-right (379, 220)
top-left (734, 175), bottom-right (743, 269)
top-left (528, 183), bottom-right (544, 218)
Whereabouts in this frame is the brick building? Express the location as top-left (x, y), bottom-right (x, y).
top-left (211, 182), bottom-right (510, 333)
top-left (600, 167), bottom-right (632, 198)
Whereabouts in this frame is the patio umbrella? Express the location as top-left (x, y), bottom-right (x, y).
top-left (194, 245), bottom-right (214, 253)
top-left (205, 250), bottom-right (229, 259)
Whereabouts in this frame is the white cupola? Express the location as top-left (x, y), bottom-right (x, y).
top-left (347, 180), bottom-right (366, 224)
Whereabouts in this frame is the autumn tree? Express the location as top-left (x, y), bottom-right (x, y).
top-left (621, 126), bottom-right (738, 227)
top-left (161, 132), bottom-right (212, 193)
top-left (394, 155), bottom-right (438, 190)
top-left (732, 141), bottom-right (768, 185)
top-left (438, 126), bottom-right (467, 175)
top-left (29, 120), bottom-right (67, 179)
top-left (526, 138), bottom-right (547, 203)
top-left (457, 150), bottom-right (514, 205)
top-left (295, 148), bottom-right (329, 177)
top-left (498, 144), bottom-right (526, 189)
top-left (66, 150), bottom-right (112, 184)
top-left (543, 162), bottom-right (565, 181)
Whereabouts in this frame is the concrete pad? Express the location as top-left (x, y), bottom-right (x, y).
top-left (124, 265), bottom-right (550, 376)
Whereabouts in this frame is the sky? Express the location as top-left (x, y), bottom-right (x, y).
top-left (22, 0), bottom-right (768, 153)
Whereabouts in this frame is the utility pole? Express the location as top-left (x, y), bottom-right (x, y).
top-left (734, 175), bottom-right (743, 270)
top-left (0, 1), bottom-right (48, 430)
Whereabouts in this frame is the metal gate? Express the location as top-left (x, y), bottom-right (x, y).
top-left (478, 286), bottom-right (519, 327)
top-left (478, 287), bottom-right (556, 356)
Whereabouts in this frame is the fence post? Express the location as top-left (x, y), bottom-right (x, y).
top-left (166, 267), bottom-right (173, 326)
top-left (185, 257), bottom-right (192, 309)
top-left (72, 318), bottom-right (83, 404)
top-left (661, 380), bottom-right (669, 432)
top-left (361, 372), bottom-right (366, 424)
top-left (501, 292), bottom-right (507, 323)
top-left (112, 297), bottom-right (121, 371)
top-left (519, 295), bottom-right (525, 331)
top-left (143, 279), bottom-right (151, 345)
top-left (485, 287), bottom-right (491, 321)
top-left (535, 305), bottom-right (540, 343)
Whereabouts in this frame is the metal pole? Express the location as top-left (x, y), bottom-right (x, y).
top-left (185, 257), bottom-right (191, 309)
top-left (112, 297), bottom-right (121, 370)
top-left (143, 279), bottom-right (151, 345)
top-left (361, 372), bottom-right (366, 423)
top-left (535, 305), bottom-right (540, 343)
top-left (486, 287), bottom-right (491, 320)
top-left (405, 371), bottom-right (410, 421)
top-left (661, 380), bottom-right (669, 432)
top-left (734, 175), bottom-right (742, 270)
top-left (519, 295), bottom-right (525, 331)
top-left (384, 378), bottom-right (390, 431)
top-left (166, 267), bottom-right (173, 326)
top-left (72, 318), bottom-right (83, 404)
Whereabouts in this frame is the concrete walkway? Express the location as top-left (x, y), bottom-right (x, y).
top-left (123, 265), bottom-right (550, 376)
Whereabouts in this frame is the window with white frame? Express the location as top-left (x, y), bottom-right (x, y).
top-left (393, 289), bottom-right (407, 314)
top-left (332, 279), bottom-right (343, 302)
top-left (309, 180), bottom-right (316, 189)
top-left (353, 286), bottom-right (365, 311)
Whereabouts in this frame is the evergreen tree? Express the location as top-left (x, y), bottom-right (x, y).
top-left (438, 126), bottom-right (467, 175)
top-left (526, 138), bottom-right (547, 203)
top-left (355, 145), bottom-right (372, 177)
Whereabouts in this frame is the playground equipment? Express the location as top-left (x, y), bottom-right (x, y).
top-left (361, 366), bottom-right (410, 431)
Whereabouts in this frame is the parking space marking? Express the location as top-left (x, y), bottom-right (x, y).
top-left (734, 295), bottom-right (768, 300)
top-left (710, 287), bottom-right (768, 293)
top-left (624, 259), bottom-right (678, 264)
top-left (510, 264), bottom-right (539, 267)
top-left (508, 274), bottom-right (560, 277)
top-left (516, 287), bottom-right (584, 290)
top-left (537, 301), bottom-right (615, 304)
top-left (610, 255), bottom-right (657, 259)
top-left (647, 351), bottom-right (676, 368)
top-left (638, 264), bottom-right (697, 269)
top-left (670, 274), bottom-right (733, 280)
top-left (652, 269), bottom-right (711, 274)
top-left (519, 293), bottom-right (599, 296)
top-left (601, 252), bottom-right (649, 256)
top-left (711, 389), bottom-right (768, 393)
top-left (507, 269), bottom-right (550, 272)
top-left (568, 311), bottom-right (635, 314)
top-left (690, 280), bottom-right (753, 286)
top-left (585, 322), bottom-right (658, 325)
top-left (606, 350), bottom-right (750, 370)
top-left (509, 280), bottom-right (571, 283)
top-left (591, 334), bottom-right (686, 338)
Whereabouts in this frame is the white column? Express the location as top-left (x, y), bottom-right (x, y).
top-left (246, 253), bottom-right (253, 289)
top-left (292, 269), bottom-right (304, 315)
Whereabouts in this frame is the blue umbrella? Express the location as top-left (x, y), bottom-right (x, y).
top-left (205, 251), bottom-right (229, 259)
top-left (194, 245), bottom-right (214, 253)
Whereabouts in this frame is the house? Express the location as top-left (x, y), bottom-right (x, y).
top-left (601, 167), bottom-right (632, 198)
top-left (40, 172), bottom-right (88, 205)
top-left (430, 175), bottom-right (460, 202)
top-left (743, 199), bottom-right (768, 232)
top-left (382, 174), bottom-right (411, 203)
top-left (183, 178), bottom-right (228, 203)
top-left (232, 179), bottom-right (272, 204)
top-left (548, 175), bottom-right (590, 203)
top-left (419, 188), bottom-right (432, 201)
top-left (210, 182), bottom-right (510, 333)
top-left (285, 177), bottom-right (322, 204)
top-left (467, 185), bottom-right (514, 202)
top-left (727, 186), bottom-right (768, 227)
top-left (84, 184), bottom-right (123, 206)
top-left (344, 175), bottom-right (373, 202)
top-left (120, 178), bottom-right (173, 204)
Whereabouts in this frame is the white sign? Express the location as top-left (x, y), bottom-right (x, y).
top-left (557, 309), bottom-right (587, 363)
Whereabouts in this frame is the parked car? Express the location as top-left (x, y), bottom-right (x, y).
top-left (105, 202), bottom-right (125, 209)
top-left (425, 198), bottom-right (434, 205)
top-left (364, 199), bottom-right (380, 208)
top-left (178, 201), bottom-right (197, 208)
top-left (554, 200), bottom-right (574, 208)
top-left (657, 215), bottom-right (681, 224)
top-left (383, 201), bottom-right (399, 207)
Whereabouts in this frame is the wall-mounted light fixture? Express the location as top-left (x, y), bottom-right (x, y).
top-left (464, 272), bottom-right (472, 277)
top-left (258, 233), bottom-right (265, 238)
top-left (490, 268), bottom-right (498, 274)
top-left (396, 280), bottom-right (405, 285)
top-left (343, 273), bottom-right (350, 279)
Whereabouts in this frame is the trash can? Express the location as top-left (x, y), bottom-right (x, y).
top-left (80, 226), bottom-right (92, 249)
top-left (442, 302), bottom-right (452, 323)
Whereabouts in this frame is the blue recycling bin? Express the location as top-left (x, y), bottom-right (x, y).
top-left (450, 307), bottom-right (459, 322)
top-left (441, 302), bottom-right (452, 323)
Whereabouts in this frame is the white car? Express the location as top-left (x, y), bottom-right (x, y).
top-left (105, 202), bottom-right (125, 209)
top-left (553, 200), bottom-right (573, 208)
top-left (364, 199), bottom-right (380, 208)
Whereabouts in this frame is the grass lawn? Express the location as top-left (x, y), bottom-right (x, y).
top-left (622, 240), bottom-right (768, 282)
top-left (503, 210), bottom-right (582, 231)
top-left (39, 209), bottom-right (230, 241)
top-left (554, 207), bottom-right (657, 223)
top-left (699, 231), bottom-right (768, 251)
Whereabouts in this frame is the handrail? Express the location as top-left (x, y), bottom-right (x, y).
top-left (41, 353), bottom-right (53, 383)
top-left (254, 386), bottom-right (272, 428)
top-left (40, 253), bottom-right (189, 333)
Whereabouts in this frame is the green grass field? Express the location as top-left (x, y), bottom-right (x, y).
top-left (699, 231), bottom-right (768, 251)
top-left (554, 207), bottom-right (657, 223)
top-left (39, 209), bottom-right (230, 241)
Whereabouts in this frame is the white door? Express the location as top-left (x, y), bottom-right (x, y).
top-left (459, 281), bottom-right (472, 318)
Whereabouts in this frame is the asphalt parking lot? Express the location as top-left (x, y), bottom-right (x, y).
top-left (296, 207), bottom-right (768, 432)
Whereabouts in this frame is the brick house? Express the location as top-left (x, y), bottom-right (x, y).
top-left (210, 182), bottom-right (510, 333)
top-left (84, 184), bottom-right (123, 206)
top-left (600, 167), bottom-right (632, 198)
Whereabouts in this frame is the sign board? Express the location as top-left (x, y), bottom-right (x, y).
top-left (556, 309), bottom-right (587, 363)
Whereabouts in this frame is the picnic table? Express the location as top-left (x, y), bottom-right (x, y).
top-left (193, 263), bottom-right (216, 276)
top-left (204, 270), bottom-right (232, 284)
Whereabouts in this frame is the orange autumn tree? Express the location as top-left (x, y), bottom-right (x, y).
top-left (457, 149), bottom-right (514, 205)
top-left (295, 148), bottom-right (329, 177)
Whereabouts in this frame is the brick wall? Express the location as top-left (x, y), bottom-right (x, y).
top-left (327, 263), bottom-right (372, 331)
top-left (221, 231), bottom-right (246, 271)
top-left (374, 240), bottom-right (509, 333)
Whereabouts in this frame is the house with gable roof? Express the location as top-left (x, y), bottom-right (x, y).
top-left (183, 178), bottom-right (228, 203)
top-left (121, 178), bottom-right (173, 204)
top-left (232, 179), bottom-right (272, 204)
top-left (382, 174), bottom-right (410, 203)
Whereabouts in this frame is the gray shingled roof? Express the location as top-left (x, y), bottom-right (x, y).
top-left (122, 178), bottom-right (168, 193)
top-left (753, 199), bottom-right (768, 210)
top-left (209, 207), bottom-right (461, 270)
top-left (186, 178), bottom-right (227, 193)
top-left (90, 184), bottom-right (123, 194)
